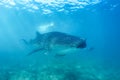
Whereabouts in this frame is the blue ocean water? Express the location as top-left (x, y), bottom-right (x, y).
top-left (0, 0), bottom-right (120, 80)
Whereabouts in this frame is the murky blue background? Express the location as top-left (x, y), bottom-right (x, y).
top-left (0, 0), bottom-right (120, 79)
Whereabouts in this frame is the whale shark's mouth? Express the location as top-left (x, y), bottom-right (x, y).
top-left (76, 41), bottom-right (87, 48)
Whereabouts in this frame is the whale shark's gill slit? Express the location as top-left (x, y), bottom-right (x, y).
top-left (27, 48), bottom-right (45, 56)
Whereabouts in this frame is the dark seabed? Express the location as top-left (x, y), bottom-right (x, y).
top-left (0, 0), bottom-right (120, 80)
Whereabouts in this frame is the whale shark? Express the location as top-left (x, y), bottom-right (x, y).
top-left (23, 31), bottom-right (87, 56)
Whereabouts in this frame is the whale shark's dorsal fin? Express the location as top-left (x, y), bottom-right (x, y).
top-left (36, 31), bottom-right (41, 39)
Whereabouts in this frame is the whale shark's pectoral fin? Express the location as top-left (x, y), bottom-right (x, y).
top-left (27, 48), bottom-right (46, 56)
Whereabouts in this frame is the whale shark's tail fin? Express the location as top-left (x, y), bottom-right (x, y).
top-left (21, 32), bottom-right (41, 45)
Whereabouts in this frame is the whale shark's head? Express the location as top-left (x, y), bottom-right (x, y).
top-left (69, 38), bottom-right (86, 49)
top-left (76, 39), bottom-right (87, 49)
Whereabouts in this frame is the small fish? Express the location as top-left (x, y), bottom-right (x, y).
top-left (88, 47), bottom-right (94, 51)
